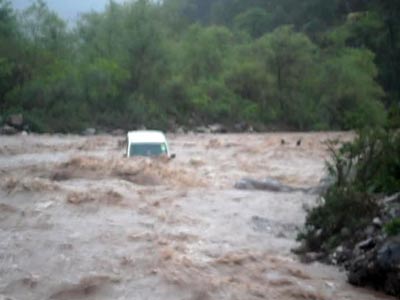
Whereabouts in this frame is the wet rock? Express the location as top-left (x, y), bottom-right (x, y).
top-left (348, 236), bottom-right (400, 297)
top-left (348, 250), bottom-right (376, 286)
top-left (7, 113), bottom-right (23, 129)
top-left (357, 238), bottom-right (376, 251)
top-left (233, 122), bottom-right (248, 132)
top-left (234, 177), bottom-right (308, 193)
top-left (235, 177), bottom-right (285, 191)
top-left (82, 128), bottom-right (96, 136)
top-left (176, 126), bottom-right (185, 134)
top-left (276, 231), bottom-right (287, 238)
top-left (252, 123), bottom-right (267, 132)
top-left (0, 125), bottom-right (18, 135)
top-left (22, 274), bottom-right (39, 288)
top-left (209, 123), bottom-right (227, 133)
top-left (111, 129), bottom-right (125, 136)
top-left (332, 246), bottom-right (353, 265)
top-left (373, 217), bottom-right (383, 227)
top-left (250, 216), bottom-right (272, 232)
top-left (377, 237), bottom-right (400, 270)
top-left (301, 252), bottom-right (324, 263)
top-left (194, 126), bottom-right (210, 133)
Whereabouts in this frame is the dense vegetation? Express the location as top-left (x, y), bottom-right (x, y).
top-left (299, 126), bottom-right (400, 252)
top-left (295, 125), bottom-right (400, 297)
top-left (0, 0), bottom-right (399, 132)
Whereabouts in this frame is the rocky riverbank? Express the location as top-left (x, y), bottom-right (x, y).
top-left (299, 193), bottom-right (400, 298)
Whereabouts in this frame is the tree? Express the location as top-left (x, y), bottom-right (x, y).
top-left (233, 7), bottom-right (272, 38)
top-left (318, 48), bottom-right (386, 129)
top-left (0, 0), bottom-right (18, 110)
top-left (256, 26), bottom-right (318, 128)
top-left (20, 0), bottom-right (70, 56)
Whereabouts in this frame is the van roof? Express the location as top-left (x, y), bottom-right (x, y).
top-left (127, 130), bottom-right (167, 144)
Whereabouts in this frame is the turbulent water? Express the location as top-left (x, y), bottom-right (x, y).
top-left (0, 132), bottom-right (393, 300)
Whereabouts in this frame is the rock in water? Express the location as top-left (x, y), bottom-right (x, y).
top-left (234, 122), bottom-right (248, 132)
top-left (175, 127), bottom-right (185, 134)
top-left (234, 177), bottom-right (307, 193)
top-left (194, 126), bottom-right (210, 134)
top-left (111, 129), bottom-right (125, 136)
top-left (1, 125), bottom-right (18, 135)
top-left (82, 128), bottom-right (96, 136)
top-left (209, 124), bottom-right (226, 133)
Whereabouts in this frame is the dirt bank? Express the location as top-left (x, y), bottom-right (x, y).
top-left (0, 132), bottom-right (393, 300)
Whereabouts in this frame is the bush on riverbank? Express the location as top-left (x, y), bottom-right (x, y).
top-left (298, 125), bottom-right (400, 297)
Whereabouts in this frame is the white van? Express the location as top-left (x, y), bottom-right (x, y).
top-left (126, 130), bottom-right (173, 158)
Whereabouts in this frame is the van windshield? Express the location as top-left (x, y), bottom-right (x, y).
top-left (129, 143), bottom-right (167, 157)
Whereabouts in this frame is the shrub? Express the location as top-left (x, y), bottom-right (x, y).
top-left (299, 126), bottom-right (400, 252)
top-left (384, 218), bottom-right (400, 236)
top-left (300, 186), bottom-right (378, 251)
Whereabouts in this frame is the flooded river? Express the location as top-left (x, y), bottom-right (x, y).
top-left (0, 132), bottom-right (393, 300)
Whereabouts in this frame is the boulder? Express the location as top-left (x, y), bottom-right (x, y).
top-left (356, 238), bottom-right (376, 251)
top-left (194, 126), bottom-right (210, 134)
top-left (233, 122), bottom-right (248, 132)
top-left (208, 123), bottom-right (227, 133)
top-left (235, 177), bottom-right (287, 192)
top-left (377, 237), bottom-right (400, 270)
top-left (332, 246), bottom-right (353, 265)
top-left (234, 177), bottom-right (309, 193)
top-left (348, 236), bottom-right (400, 297)
top-left (373, 217), bottom-right (383, 227)
top-left (348, 250), bottom-right (378, 286)
top-left (302, 252), bottom-right (324, 263)
top-left (175, 127), bottom-right (185, 134)
top-left (0, 125), bottom-right (18, 135)
top-left (82, 128), bottom-right (96, 136)
top-left (7, 113), bottom-right (23, 129)
top-left (111, 129), bottom-right (125, 136)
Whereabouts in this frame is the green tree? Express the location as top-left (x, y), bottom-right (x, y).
top-left (233, 7), bottom-right (272, 38)
top-left (256, 26), bottom-right (318, 129)
top-left (318, 48), bottom-right (386, 129)
top-left (20, 0), bottom-right (70, 56)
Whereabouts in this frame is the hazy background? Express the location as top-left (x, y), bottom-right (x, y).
top-left (12, 0), bottom-right (126, 21)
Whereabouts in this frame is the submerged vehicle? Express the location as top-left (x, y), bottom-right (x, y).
top-left (126, 130), bottom-right (173, 158)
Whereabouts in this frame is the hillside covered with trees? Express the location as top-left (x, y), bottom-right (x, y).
top-left (0, 0), bottom-right (399, 132)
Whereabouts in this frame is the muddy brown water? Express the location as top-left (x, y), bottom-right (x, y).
top-left (0, 133), bottom-right (393, 300)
